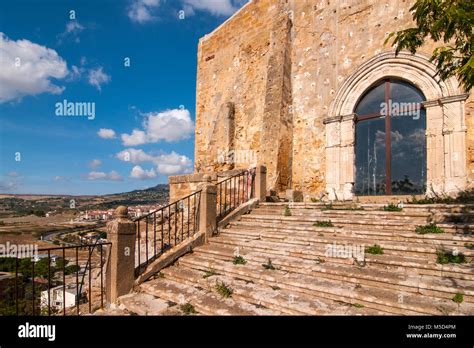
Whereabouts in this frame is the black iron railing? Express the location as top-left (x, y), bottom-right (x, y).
top-left (134, 190), bottom-right (201, 276)
top-left (0, 242), bottom-right (110, 316)
top-left (216, 169), bottom-right (255, 222)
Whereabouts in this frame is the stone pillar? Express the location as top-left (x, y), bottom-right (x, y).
top-left (106, 206), bottom-right (136, 304)
top-left (255, 165), bottom-right (267, 201)
top-left (199, 183), bottom-right (217, 241)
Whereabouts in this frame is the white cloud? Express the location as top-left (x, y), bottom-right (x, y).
top-left (130, 165), bottom-right (157, 180)
top-left (53, 176), bottom-right (71, 182)
top-left (87, 171), bottom-right (123, 181)
top-left (121, 108), bottom-right (194, 146)
top-left (0, 33), bottom-right (69, 103)
top-left (181, 0), bottom-right (247, 16)
top-left (116, 148), bottom-right (154, 164)
top-left (116, 148), bottom-right (193, 175)
top-left (88, 159), bottom-right (102, 169)
top-left (88, 67), bottom-right (111, 91)
top-left (128, 0), bottom-right (160, 23)
top-left (98, 128), bottom-right (116, 139)
top-left (57, 21), bottom-right (84, 44)
top-left (121, 129), bottom-right (147, 146)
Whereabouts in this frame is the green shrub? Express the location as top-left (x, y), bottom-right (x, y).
top-left (452, 293), bottom-right (464, 304)
top-left (365, 244), bottom-right (384, 255)
top-left (416, 224), bottom-right (445, 234)
top-left (383, 203), bottom-right (403, 212)
top-left (232, 255), bottom-right (247, 265)
top-left (180, 303), bottom-right (197, 315)
top-left (215, 280), bottom-right (233, 298)
top-left (313, 220), bottom-right (334, 228)
top-left (283, 205), bottom-right (292, 216)
top-left (352, 303), bottom-right (364, 308)
top-left (203, 269), bottom-right (218, 278)
top-left (436, 250), bottom-right (466, 264)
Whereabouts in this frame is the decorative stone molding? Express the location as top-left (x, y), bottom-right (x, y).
top-left (325, 51), bottom-right (468, 200)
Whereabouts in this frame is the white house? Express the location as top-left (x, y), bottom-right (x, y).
top-left (40, 284), bottom-right (87, 311)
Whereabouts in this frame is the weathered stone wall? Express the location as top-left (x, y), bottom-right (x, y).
top-left (192, 0), bottom-right (472, 200)
top-left (195, 0), bottom-right (292, 193)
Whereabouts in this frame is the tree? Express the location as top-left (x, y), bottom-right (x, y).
top-left (386, 0), bottom-right (473, 91)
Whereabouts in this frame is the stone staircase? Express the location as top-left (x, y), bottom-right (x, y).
top-left (100, 202), bottom-right (474, 316)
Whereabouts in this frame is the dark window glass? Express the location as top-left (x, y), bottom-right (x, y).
top-left (354, 79), bottom-right (426, 196)
top-left (390, 109), bottom-right (427, 194)
top-left (355, 81), bottom-right (386, 116)
top-left (354, 118), bottom-right (386, 195)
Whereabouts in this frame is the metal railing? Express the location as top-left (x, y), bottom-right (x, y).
top-left (0, 242), bottom-right (110, 316)
top-left (134, 190), bottom-right (201, 276)
top-left (216, 169), bottom-right (255, 222)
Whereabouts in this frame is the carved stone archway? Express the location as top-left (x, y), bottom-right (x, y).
top-left (325, 51), bottom-right (468, 200)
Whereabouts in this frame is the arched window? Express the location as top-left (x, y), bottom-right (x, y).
top-left (354, 79), bottom-right (427, 196)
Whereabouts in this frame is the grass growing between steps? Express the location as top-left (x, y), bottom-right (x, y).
top-left (215, 280), bottom-right (233, 298)
top-left (262, 259), bottom-right (276, 270)
top-left (313, 220), bottom-right (334, 228)
top-left (383, 203), bottom-right (403, 212)
top-left (365, 244), bottom-right (384, 255)
top-left (416, 223), bottom-right (445, 234)
top-left (452, 293), bottom-right (464, 304)
top-left (436, 250), bottom-right (466, 264)
top-left (232, 255), bottom-right (247, 265)
top-left (283, 205), bottom-right (292, 216)
top-left (180, 303), bottom-right (197, 315)
top-left (203, 269), bottom-right (219, 279)
top-left (352, 303), bottom-right (364, 308)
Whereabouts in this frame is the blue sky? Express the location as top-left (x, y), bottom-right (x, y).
top-left (0, 0), bottom-right (247, 195)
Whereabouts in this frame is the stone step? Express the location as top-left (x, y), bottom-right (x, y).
top-left (215, 229), bottom-right (474, 260)
top-left (139, 276), bottom-right (279, 315)
top-left (191, 243), bottom-right (474, 302)
top-left (253, 207), bottom-right (431, 220)
top-left (160, 265), bottom-right (385, 315)
top-left (238, 215), bottom-right (474, 234)
top-left (176, 253), bottom-right (474, 315)
top-left (218, 227), bottom-right (474, 257)
top-left (227, 221), bottom-right (474, 245)
top-left (259, 202), bottom-right (474, 211)
top-left (209, 236), bottom-right (474, 280)
top-left (117, 293), bottom-right (175, 315)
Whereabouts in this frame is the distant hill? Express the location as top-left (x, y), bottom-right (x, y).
top-left (0, 185), bottom-right (170, 218)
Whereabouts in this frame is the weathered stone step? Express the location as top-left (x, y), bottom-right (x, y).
top-left (177, 253), bottom-right (474, 315)
top-left (227, 221), bottom-right (474, 245)
top-left (238, 215), bottom-right (473, 234)
top-left (253, 207), bottom-right (431, 220)
top-left (259, 202), bottom-right (474, 211)
top-left (160, 265), bottom-right (385, 315)
top-left (209, 236), bottom-right (474, 280)
top-left (218, 227), bottom-right (474, 257)
top-left (215, 229), bottom-right (474, 260)
top-left (117, 293), bottom-right (174, 315)
top-left (139, 277), bottom-right (279, 315)
top-left (192, 244), bottom-right (474, 302)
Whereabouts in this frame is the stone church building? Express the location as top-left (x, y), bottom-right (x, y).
top-left (171, 0), bottom-right (472, 202)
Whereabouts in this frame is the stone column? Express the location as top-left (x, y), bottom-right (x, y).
top-left (199, 182), bottom-right (217, 241)
top-left (339, 114), bottom-right (356, 200)
top-left (106, 206), bottom-right (136, 304)
top-left (255, 165), bottom-right (267, 201)
top-left (425, 100), bottom-right (445, 194)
